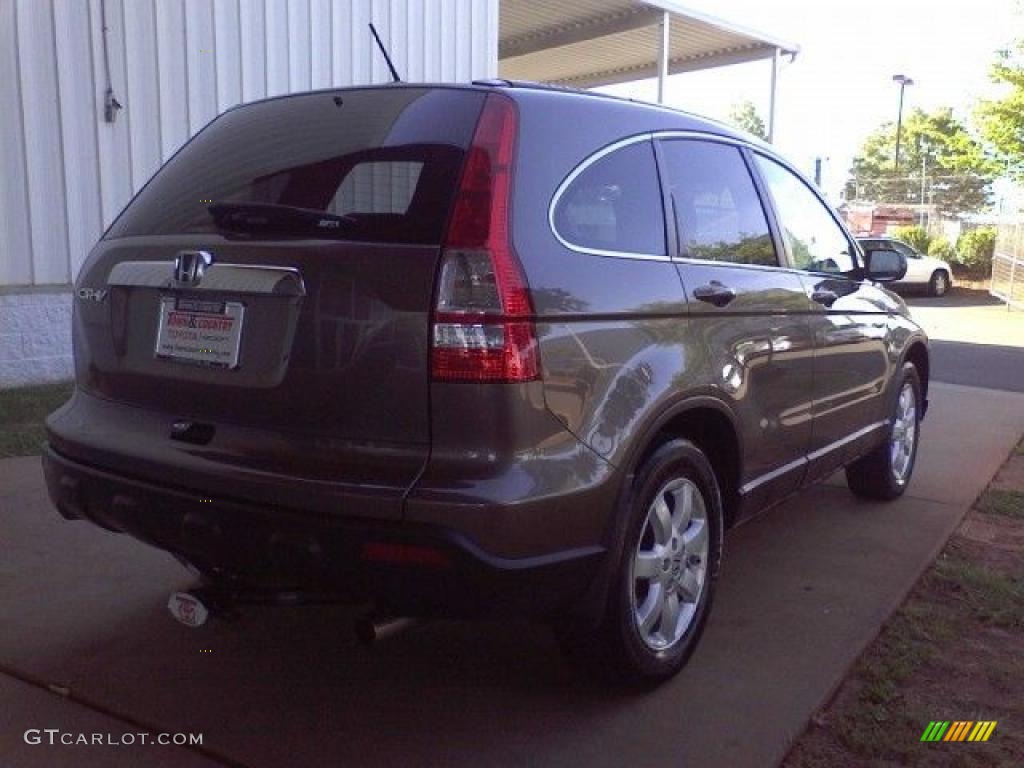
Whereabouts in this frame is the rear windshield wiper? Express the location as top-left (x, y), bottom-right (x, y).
top-left (208, 202), bottom-right (355, 236)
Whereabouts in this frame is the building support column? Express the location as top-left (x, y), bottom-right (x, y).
top-left (657, 11), bottom-right (670, 104)
top-left (768, 47), bottom-right (779, 142)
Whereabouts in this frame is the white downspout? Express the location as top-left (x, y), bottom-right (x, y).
top-left (657, 11), bottom-right (670, 104)
top-left (767, 47), bottom-right (779, 143)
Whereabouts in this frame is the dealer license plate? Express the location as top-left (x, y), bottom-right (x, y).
top-left (155, 297), bottom-right (244, 369)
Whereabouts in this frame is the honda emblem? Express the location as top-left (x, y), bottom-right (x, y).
top-left (173, 250), bottom-right (213, 286)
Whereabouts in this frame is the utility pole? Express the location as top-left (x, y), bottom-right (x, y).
top-left (920, 153), bottom-right (927, 228)
top-left (892, 74), bottom-right (914, 173)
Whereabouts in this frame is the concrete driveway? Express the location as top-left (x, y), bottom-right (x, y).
top-left (3, 375), bottom-right (1024, 767)
top-left (3, 287), bottom-right (1024, 767)
top-left (907, 289), bottom-right (1024, 391)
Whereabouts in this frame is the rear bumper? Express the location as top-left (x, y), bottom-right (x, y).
top-left (41, 445), bottom-right (604, 618)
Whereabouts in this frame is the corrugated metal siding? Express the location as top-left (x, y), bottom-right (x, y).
top-left (0, 0), bottom-right (498, 288)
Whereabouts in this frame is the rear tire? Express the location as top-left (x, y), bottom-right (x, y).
top-left (559, 439), bottom-right (723, 686)
top-left (929, 270), bottom-right (950, 297)
top-left (846, 363), bottom-right (922, 500)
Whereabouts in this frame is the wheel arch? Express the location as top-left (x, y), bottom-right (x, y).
top-left (573, 396), bottom-right (743, 624)
top-left (904, 339), bottom-right (930, 411)
top-left (642, 402), bottom-right (742, 529)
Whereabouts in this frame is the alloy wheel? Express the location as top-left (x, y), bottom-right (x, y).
top-left (890, 382), bottom-right (917, 483)
top-left (630, 477), bottom-right (710, 650)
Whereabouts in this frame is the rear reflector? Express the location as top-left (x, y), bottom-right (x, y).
top-left (430, 94), bottom-right (538, 382)
top-left (361, 542), bottom-right (452, 569)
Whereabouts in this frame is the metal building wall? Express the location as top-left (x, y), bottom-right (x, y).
top-left (0, 0), bottom-right (498, 386)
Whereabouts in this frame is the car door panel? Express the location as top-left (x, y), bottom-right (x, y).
top-left (800, 275), bottom-right (891, 481)
top-left (752, 154), bottom-right (894, 483)
top-left (678, 262), bottom-right (816, 509)
top-left (658, 138), bottom-right (816, 516)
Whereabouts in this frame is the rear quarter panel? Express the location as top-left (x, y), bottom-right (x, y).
top-left (507, 92), bottom-right (756, 484)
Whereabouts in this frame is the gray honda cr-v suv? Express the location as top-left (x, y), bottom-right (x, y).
top-left (43, 81), bottom-right (928, 684)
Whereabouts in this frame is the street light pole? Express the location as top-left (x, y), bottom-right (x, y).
top-left (892, 74), bottom-right (914, 173)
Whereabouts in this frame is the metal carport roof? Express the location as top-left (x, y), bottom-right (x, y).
top-left (498, 0), bottom-right (799, 139)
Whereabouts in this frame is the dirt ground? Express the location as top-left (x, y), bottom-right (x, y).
top-left (783, 442), bottom-right (1024, 768)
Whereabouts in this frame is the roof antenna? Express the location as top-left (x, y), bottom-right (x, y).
top-left (369, 23), bottom-right (401, 83)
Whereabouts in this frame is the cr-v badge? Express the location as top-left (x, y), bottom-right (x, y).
top-left (75, 287), bottom-right (107, 302)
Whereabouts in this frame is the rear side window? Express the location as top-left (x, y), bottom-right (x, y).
top-left (107, 88), bottom-right (484, 244)
top-left (658, 139), bottom-right (776, 267)
top-left (552, 140), bottom-right (666, 256)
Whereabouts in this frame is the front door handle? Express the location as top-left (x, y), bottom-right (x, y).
top-left (693, 282), bottom-right (736, 307)
top-left (811, 289), bottom-right (839, 307)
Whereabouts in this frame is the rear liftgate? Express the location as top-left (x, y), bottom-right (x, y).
top-left (166, 93), bottom-right (536, 644)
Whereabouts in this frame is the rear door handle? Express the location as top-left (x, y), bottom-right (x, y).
top-left (811, 289), bottom-right (839, 307)
top-left (692, 282), bottom-right (736, 307)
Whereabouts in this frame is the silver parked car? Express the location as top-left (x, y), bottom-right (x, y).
top-left (857, 237), bottom-right (953, 296)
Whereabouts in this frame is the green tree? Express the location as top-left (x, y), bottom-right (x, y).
top-left (977, 40), bottom-right (1024, 181)
top-left (844, 108), bottom-right (997, 215)
top-left (727, 101), bottom-right (768, 141)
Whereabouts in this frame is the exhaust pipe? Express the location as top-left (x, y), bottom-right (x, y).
top-left (168, 591), bottom-right (212, 627)
top-left (355, 613), bottom-right (420, 646)
top-left (167, 587), bottom-right (240, 626)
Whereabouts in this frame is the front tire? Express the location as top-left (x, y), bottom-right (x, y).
top-left (846, 363), bottom-right (922, 500)
top-left (929, 270), bottom-right (950, 297)
top-left (561, 439), bottom-right (723, 685)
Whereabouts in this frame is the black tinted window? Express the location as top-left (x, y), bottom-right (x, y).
top-left (659, 140), bottom-right (776, 266)
top-left (108, 88), bottom-right (483, 244)
top-left (553, 141), bottom-right (666, 256)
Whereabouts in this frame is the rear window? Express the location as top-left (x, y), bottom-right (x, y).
top-left (107, 88), bottom-right (484, 244)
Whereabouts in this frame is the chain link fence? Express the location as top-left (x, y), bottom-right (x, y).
top-left (991, 220), bottom-right (1024, 310)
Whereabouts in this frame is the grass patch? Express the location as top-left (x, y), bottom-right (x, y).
top-left (827, 610), bottom-right (944, 761)
top-left (933, 555), bottom-right (1024, 629)
top-left (976, 489), bottom-right (1024, 520)
top-left (0, 381), bottom-right (73, 458)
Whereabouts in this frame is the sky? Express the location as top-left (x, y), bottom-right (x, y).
top-left (599, 0), bottom-right (1020, 201)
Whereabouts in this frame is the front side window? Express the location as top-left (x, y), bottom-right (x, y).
top-left (755, 155), bottom-right (857, 275)
top-left (552, 140), bottom-right (666, 256)
top-left (659, 139), bottom-right (776, 266)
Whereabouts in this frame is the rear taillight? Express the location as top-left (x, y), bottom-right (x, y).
top-left (431, 94), bottom-right (538, 383)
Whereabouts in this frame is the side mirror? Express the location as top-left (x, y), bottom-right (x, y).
top-left (864, 248), bottom-right (907, 282)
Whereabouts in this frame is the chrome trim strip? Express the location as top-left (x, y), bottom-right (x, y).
top-left (650, 129), bottom-right (753, 147)
top-left (106, 260), bottom-right (174, 288)
top-left (739, 455), bottom-right (805, 496)
top-left (547, 130), bottom-right (781, 263)
top-left (740, 419), bottom-right (889, 495)
top-left (107, 261), bottom-right (305, 296)
top-left (806, 420), bottom-right (889, 463)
